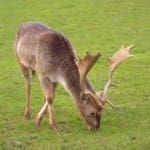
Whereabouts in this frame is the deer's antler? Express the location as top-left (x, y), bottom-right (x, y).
top-left (101, 44), bottom-right (134, 105)
top-left (76, 52), bottom-right (109, 109)
top-left (76, 45), bottom-right (134, 110)
top-left (76, 52), bottom-right (101, 89)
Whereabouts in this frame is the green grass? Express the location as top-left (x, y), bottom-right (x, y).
top-left (0, 0), bottom-right (150, 149)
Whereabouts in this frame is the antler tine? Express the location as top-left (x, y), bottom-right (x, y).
top-left (85, 90), bottom-right (111, 110)
top-left (102, 44), bottom-right (134, 102)
top-left (95, 91), bottom-right (118, 108)
top-left (105, 99), bottom-right (119, 108)
top-left (76, 52), bottom-right (101, 88)
top-left (127, 44), bottom-right (134, 52)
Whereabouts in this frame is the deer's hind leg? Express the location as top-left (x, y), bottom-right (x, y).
top-left (36, 77), bottom-right (57, 129)
top-left (19, 63), bottom-right (32, 119)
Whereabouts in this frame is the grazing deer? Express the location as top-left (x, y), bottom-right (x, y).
top-left (15, 22), bottom-right (134, 130)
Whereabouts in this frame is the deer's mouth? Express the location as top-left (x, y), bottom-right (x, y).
top-left (85, 114), bottom-right (101, 131)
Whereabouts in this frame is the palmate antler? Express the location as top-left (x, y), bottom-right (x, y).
top-left (76, 44), bottom-right (134, 109)
top-left (76, 52), bottom-right (101, 89)
top-left (75, 52), bottom-right (107, 109)
top-left (99, 44), bottom-right (134, 107)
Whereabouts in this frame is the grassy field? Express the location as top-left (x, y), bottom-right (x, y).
top-left (0, 0), bottom-right (150, 149)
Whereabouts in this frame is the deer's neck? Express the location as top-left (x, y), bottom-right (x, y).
top-left (59, 61), bottom-right (83, 103)
top-left (61, 75), bottom-right (82, 101)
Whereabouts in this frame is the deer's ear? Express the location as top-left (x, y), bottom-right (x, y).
top-left (80, 92), bottom-right (90, 104)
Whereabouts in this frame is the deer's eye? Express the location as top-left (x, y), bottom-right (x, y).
top-left (89, 112), bottom-right (96, 117)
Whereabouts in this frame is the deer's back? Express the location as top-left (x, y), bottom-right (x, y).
top-left (15, 22), bottom-right (78, 83)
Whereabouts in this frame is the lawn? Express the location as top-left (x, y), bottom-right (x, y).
top-left (0, 0), bottom-right (150, 149)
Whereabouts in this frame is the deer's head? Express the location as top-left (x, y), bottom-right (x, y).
top-left (76, 44), bottom-right (134, 130)
top-left (78, 90), bottom-right (103, 130)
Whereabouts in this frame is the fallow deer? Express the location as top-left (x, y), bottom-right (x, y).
top-left (15, 21), bottom-right (134, 130)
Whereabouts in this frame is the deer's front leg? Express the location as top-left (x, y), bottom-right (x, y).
top-left (36, 77), bottom-right (57, 129)
top-left (43, 96), bottom-right (48, 114)
top-left (47, 97), bottom-right (57, 129)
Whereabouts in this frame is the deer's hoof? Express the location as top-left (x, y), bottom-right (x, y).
top-left (24, 112), bottom-right (31, 120)
top-left (35, 117), bottom-right (42, 127)
top-left (50, 122), bottom-right (57, 130)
